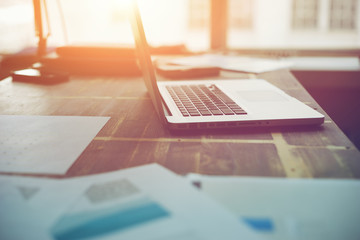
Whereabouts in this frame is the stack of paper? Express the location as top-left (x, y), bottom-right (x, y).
top-left (0, 164), bottom-right (263, 240)
top-left (2, 157), bottom-right (358, 240)
top-left (187, 174), bottom-right (360, 240)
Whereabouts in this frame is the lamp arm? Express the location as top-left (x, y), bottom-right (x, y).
top-left (33, 0), bottom-right (48, 58)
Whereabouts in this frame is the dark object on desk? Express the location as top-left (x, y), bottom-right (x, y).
top-left (56, 44), bottom-right (189, 58)
top-left (155, 59), bottom-right (220, 79)
top-left (56, 45), bottom-right (136, 59)
top-left (0, 47), bottom-right (56, 81)
top-left (12, 68), bottom-right (69, 85)
top-left (41, 53), bottom-right (141, 76)
top-left (1, 47), bottom-right (40, 68)
top-left (41, 45), bottom-right (140, 76)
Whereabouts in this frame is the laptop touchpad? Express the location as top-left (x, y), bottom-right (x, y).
top-left (237, 90), bottom-right (289, 102)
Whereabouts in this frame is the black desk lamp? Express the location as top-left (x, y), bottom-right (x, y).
top-left (33, 0), bottom-right (49, 59)
top-left (11, 0), bottom-right (68, 84)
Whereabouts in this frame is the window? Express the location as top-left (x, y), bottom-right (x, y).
top-left (1, 0), bottom-right (359, 55)
top-left (187, 0), bottom-right (210, 50)
top-left (228, 0), bottom-right (360, 50)
top-left (188, 0), bottom-right (210, 29)
top-left (292, 0), bottom-right (319, 30)
top-left (229, 0), bottom-right (253, 29)
top-left (0, 0), bottom-right (35, 54)
top-left (329, 0), bottom-right (357, 30)
top-left (51, 0), bottom-right (209, 51)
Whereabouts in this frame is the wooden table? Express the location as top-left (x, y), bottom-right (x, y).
top-left (1, 69), bottom-right (359, 178)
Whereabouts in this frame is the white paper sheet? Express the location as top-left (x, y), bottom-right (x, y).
top-left (187, 174), bottom-right (360, 240)
top-left (0, 115), bottom-right (109, 174)
top-left (171, 54), bottom-right (293, 73)
top-left (0, 164), bottom-right (264, 240)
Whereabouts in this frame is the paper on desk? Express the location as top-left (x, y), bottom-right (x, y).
top-left (170, 54), bottom-right (293, 73)
top-left (0, 175), bottom-right (60, 240)
top-left (0, 115), bottom-right (109, 174)
top-left (0, 164), bottom-right (263, 240)
top-left (186, 174), bottom-right (360, 240)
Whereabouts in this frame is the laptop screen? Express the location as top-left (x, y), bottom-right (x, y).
top-left (129, 1), bottom-right (167, 124)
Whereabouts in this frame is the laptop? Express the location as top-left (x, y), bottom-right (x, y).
top-left (129, 2), bottom-right (324, 130)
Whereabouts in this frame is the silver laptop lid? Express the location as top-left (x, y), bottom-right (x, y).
top-left (129, 1), bottom-right (167, 125)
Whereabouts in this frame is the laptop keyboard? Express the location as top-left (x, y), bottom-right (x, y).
top-left (166, 84), bottom-right (247, 117)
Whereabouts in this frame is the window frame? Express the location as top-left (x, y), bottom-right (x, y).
top-left (209, 0), bottom-right (360, 57)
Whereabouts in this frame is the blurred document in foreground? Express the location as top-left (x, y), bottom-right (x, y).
top-left (0, 164), bottom-right (264, 240)
top-left (171, 54), bottom-right (292, 73)
top-left (187, 174), bottom-right (360, 240)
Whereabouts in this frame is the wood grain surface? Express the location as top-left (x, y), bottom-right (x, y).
top-left (1, 69), bottom-right (359, 178)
